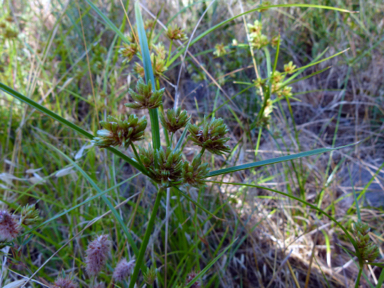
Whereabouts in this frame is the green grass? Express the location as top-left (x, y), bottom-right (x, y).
top-left (1, 0), bottom-right (384, 287)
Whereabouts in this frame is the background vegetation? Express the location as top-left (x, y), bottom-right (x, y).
top-left (1, 0), bottom-right (384, 287)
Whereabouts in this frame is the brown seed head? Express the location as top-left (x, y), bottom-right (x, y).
top-left (85, 234), bottom-right (111, 276)
top-left (113, 258), bottom-right (135, 282)
top-left (0, 210), bottom-right (20, 242)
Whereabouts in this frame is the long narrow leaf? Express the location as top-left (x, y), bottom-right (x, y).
top-left (23, 173), bottom-right (141, 236)
top-left (44, 143), bottom-right (149, 267)
top-left (174, 124), bottom-right (189, 152)
top-left (185, 239), bottom-right (237, 288)
top-left (84, 0), bottom-right (129, 43)
top-left (207, 143), bottom-right (357, 177)
top-left (135, 2), bottom-right (161, 150)
top-left (0, 82), bottom-right (148, 175)
top-left (173, 187), bottom-right (225, 221)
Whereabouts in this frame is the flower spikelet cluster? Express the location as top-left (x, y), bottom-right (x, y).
top-left (113, 258), bottom-right (135, 282)
top-left (153, 43), bottom-right (167, 59)
top-left (166, 24), bottom-right (188, 41)
top-left (284, 61), bottom-right (296, 74)
top-left (137, 146), bottom-right (183, 187)
top-left (354, 222), bottom-right (380, 262)
top-left (51, 276), bottom-right (78, 288)
top-left (248, 21), bottom-right (268, 49)
top-left (151, 53), bottom-right (167, 77)
top-left (21, 204), bottom-right (42, 226)
top-left (0, 210), bottom-right (20, 242)
top-left (85, 235), bottom-right (111, 276)
top-left (92, 115), bottom-right (147, 149)
top-left (125, 78), bottom-right (163, 110)
top-left (143, 266), bottom-right (157, 285)
top-left (213, 43), bottom-right (226, 57)
top-left (119, 43), bottom-right (138, 63)
top-left (160, 107), bottom-right (190, 133)
top-left (185, 271), bottom-right (201, 288)
top-left (188, 116), bottom-right (231, 155)
top-left (182, 154), bottom-right (210, 188)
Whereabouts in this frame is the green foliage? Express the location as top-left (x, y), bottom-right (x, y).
top-left (1, 0), bottom-right (383, 287)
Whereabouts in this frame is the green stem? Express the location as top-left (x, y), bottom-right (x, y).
top-left (131, 143), bottom-right (145, 169)
top-left (170, 132), bottom-right (174, 145)
top-left (166, 40), bottom-right (173, 66)
top-left (355, 266), bottom-right (363, 288)
top-left (200, 147), bottom-right (206, 157)
top-left (129, 190), bottom-right (163, 288)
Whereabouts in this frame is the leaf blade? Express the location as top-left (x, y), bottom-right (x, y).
top-left (0, 82), bottom-right (148, 175)
top-left (207, 143), bottom-right (357, 177)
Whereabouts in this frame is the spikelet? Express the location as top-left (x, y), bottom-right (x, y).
top-left (182, 154), bottom-right (210, 188)
top-left (185, 271), bottom-right (201, 288)
top-left (113, 258), bottom-right (135, 282)
top-left (0, 210), bottom-right (20, 242)
top-left (166, 24), bottom-right (188, 41)
top-left (85, 235), bottom-right (111, 276)
top-left (160, 107), bottom-right (190, 133)
top-left (354, 222), bottom-right (380, 262)
top-left (188, 116), bottom-right (231, 155)
top-left (51, 276), bottom-right (77, 288)
top-left (136, 146), bottom-right (183, 187)
top-left (125, 78), bottom-right (163, 110)
top-left (92, 115), bottom-right (147, 149)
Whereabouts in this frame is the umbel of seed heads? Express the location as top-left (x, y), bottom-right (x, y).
top-left (125, 77), bottom-right (163, 110)
top-left (354, 222), bottom-right (380, 262)
top-left (160, 107), bottom-right (190, 133)
top-left (92, 115), bottom-right (147, 149)
top-left (188, 116), bottom-right (231, 155)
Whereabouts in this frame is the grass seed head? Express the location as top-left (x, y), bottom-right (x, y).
top-left (185, 271), bottom-right (201, 288)
top-left (113, 258), bottom-right (135, 282)
top-left (213, 43), bottom-right (227, 57)
top-left (21, 204), bottom-right (42, 226)
top-left (51, 276), bottom-right (77, 288)
top-left (159, 107), bottom-right (190, 133)
top-left (0, 210), bottom-right (20, 242)
top-left (247, 20), bottom-right (262, 34)
top-left (188, 116), bottom-right (231, 155)
top-left (126, 77), bottom-right (163, 110)
top-left (143, 265), bottom-right (157, 285)
top-left (138, 147), bottom-right (184, 187)
top-left (153, 43), bottom-right (167, 59)
top-left (119, 43), bottom-right (138, 63)
top-left (284, 61), bottom-right (296, 74)
top-left (166, 24), bottom-right (188, 41)
top-left (354, 222), bottom-right (380, 262)
top-left (85, 234), bottom-right (111, 276)
top-left (182, 154), bottom-right (210, 188)
top-left (151, 53), bottom-right (168, 77)
top-left (134, 62), bottom-right (145, 78)
top-left (92, 114), bottom-right (147, 149)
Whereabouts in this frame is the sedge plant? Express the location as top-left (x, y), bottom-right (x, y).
top-left (0, 1), bottom-right (382, 287)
